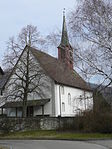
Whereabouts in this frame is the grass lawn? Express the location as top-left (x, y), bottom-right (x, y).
top-left (1, 130), bottom-right (112, 140)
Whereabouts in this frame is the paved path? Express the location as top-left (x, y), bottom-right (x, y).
top-left (0, 140), bottom-right (108, 149)
top-left (88, 140), bottom-right (112, 149)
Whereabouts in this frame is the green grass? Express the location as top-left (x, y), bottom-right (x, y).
top-left (1, 130), bottom-right (112, 140)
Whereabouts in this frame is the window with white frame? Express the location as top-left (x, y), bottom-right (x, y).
top-left (68, 93), bottom-right (71, 105)
top-left (62, 102), bottom-right (65, 112)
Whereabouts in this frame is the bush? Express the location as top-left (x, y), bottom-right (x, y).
top-left (80, 111), bottom-right (112, 133)
top-left (58, 110), bottom-right (112, 133)
top-left (0, 118), bottom-right (13, 134)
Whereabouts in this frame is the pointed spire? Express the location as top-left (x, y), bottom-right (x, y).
top-left (60, 8), bottom-right (69, 47)
top-left (58, 9), bottom-right (73, 69)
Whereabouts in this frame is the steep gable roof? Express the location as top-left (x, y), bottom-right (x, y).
top-left (1, 46), bottom-right (91, 91)
top-left (29, 46), bottom-right (91, 91)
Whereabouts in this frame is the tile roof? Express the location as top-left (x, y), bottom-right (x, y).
top-left (2, 99), bottom-right (50, 108)
top-left (29, 46), bottom-right (91, 91)
top-left (0, 46), bottom-right (91, 91)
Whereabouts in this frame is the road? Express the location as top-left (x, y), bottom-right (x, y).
top-left (0, 140), bottom-right (108, 149)
top-left (88, 140), bottom-right (112, 149)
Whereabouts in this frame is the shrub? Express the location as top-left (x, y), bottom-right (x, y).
top-left (0, 118), bottom-right (13, 134)
top-left (80, 110), bottom-right (112, 133)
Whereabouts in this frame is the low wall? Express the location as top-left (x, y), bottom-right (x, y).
top-left (0, 117), bottom-right (76, 132)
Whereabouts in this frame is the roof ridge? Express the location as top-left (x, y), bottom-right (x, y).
top-left (28, 46), bottom-right (58, 61)
top-left (28, 46), bottom-right (91, 91)
top-left (1, 45), bottom-right (91, 91)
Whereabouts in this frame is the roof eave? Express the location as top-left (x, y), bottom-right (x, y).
top-left (54, 81), bottom-right (92, 92)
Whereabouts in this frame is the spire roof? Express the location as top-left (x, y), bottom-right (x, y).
top-left (60, 8), bottom-right (69, 47)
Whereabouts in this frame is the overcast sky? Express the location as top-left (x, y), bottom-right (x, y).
top-left (0, 0), bottom-right (77, 65)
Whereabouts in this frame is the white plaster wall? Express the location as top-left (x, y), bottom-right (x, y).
top-left (3, 49), bottom-right (53, 101)
top-left (55, 84), bottom-right (93, 117)
top-left (2, 47), bottom-right (93, 117)
top-left (3, 48), bottom-right (54, 117)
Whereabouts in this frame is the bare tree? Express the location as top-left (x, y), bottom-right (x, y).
top-left (3, 24), bottom-right (44, 69)
top-left (2, 25), bottom-right (51, 117)
top-left (4, 46), bottom-right (51, 117)
top-left (43, 30), bottom-right (61, 57)
top-left (69, 0), bottom-right (112, 87)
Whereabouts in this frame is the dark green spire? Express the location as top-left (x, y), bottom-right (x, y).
top-left (60, 8), bottom-right (69, 47)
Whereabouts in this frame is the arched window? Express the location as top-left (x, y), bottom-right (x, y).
top-left (60, 86), bottom-right (64, 94)
top-left (79, 95), bottom-right (82, 99)
top-left (62, 102), bottom-right (65, 112)
top-left (68, 93), bottom-right (71, 105)
top-left (79, 95), bottom-right (83, 106)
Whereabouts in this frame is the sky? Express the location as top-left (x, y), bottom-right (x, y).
top-left (0, 0), bottom-right (77, 65)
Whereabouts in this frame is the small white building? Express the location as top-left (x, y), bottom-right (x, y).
top-left (0, 13), bottom-right (93, 117)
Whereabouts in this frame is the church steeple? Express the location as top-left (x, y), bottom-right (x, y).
top-left (60, 8), bottom-right (69, 47)
top-left (58, 9), bottom-right (73, 69)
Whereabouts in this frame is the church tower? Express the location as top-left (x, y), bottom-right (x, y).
top-left (58, 9), bottom-right (73, 69)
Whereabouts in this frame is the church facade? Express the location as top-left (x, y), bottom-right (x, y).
top-left (0, 13), bottom-right (93, 117)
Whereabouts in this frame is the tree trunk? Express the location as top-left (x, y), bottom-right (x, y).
top-left (22, 92), bottom-right (28, 118)
top-left (22, 105), bottom-right (27, 118)
top-left (22, 49), bottom-right (29, 118)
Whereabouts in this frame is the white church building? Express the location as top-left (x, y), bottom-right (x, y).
top-left (0, 13), bottom-right (93, 117)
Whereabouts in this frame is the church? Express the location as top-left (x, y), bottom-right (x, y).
top-left (0, 13), bottom-right (93, 117)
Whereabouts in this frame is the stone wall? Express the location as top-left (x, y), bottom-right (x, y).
top-left (0, 117), bottom-right (76, 132)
